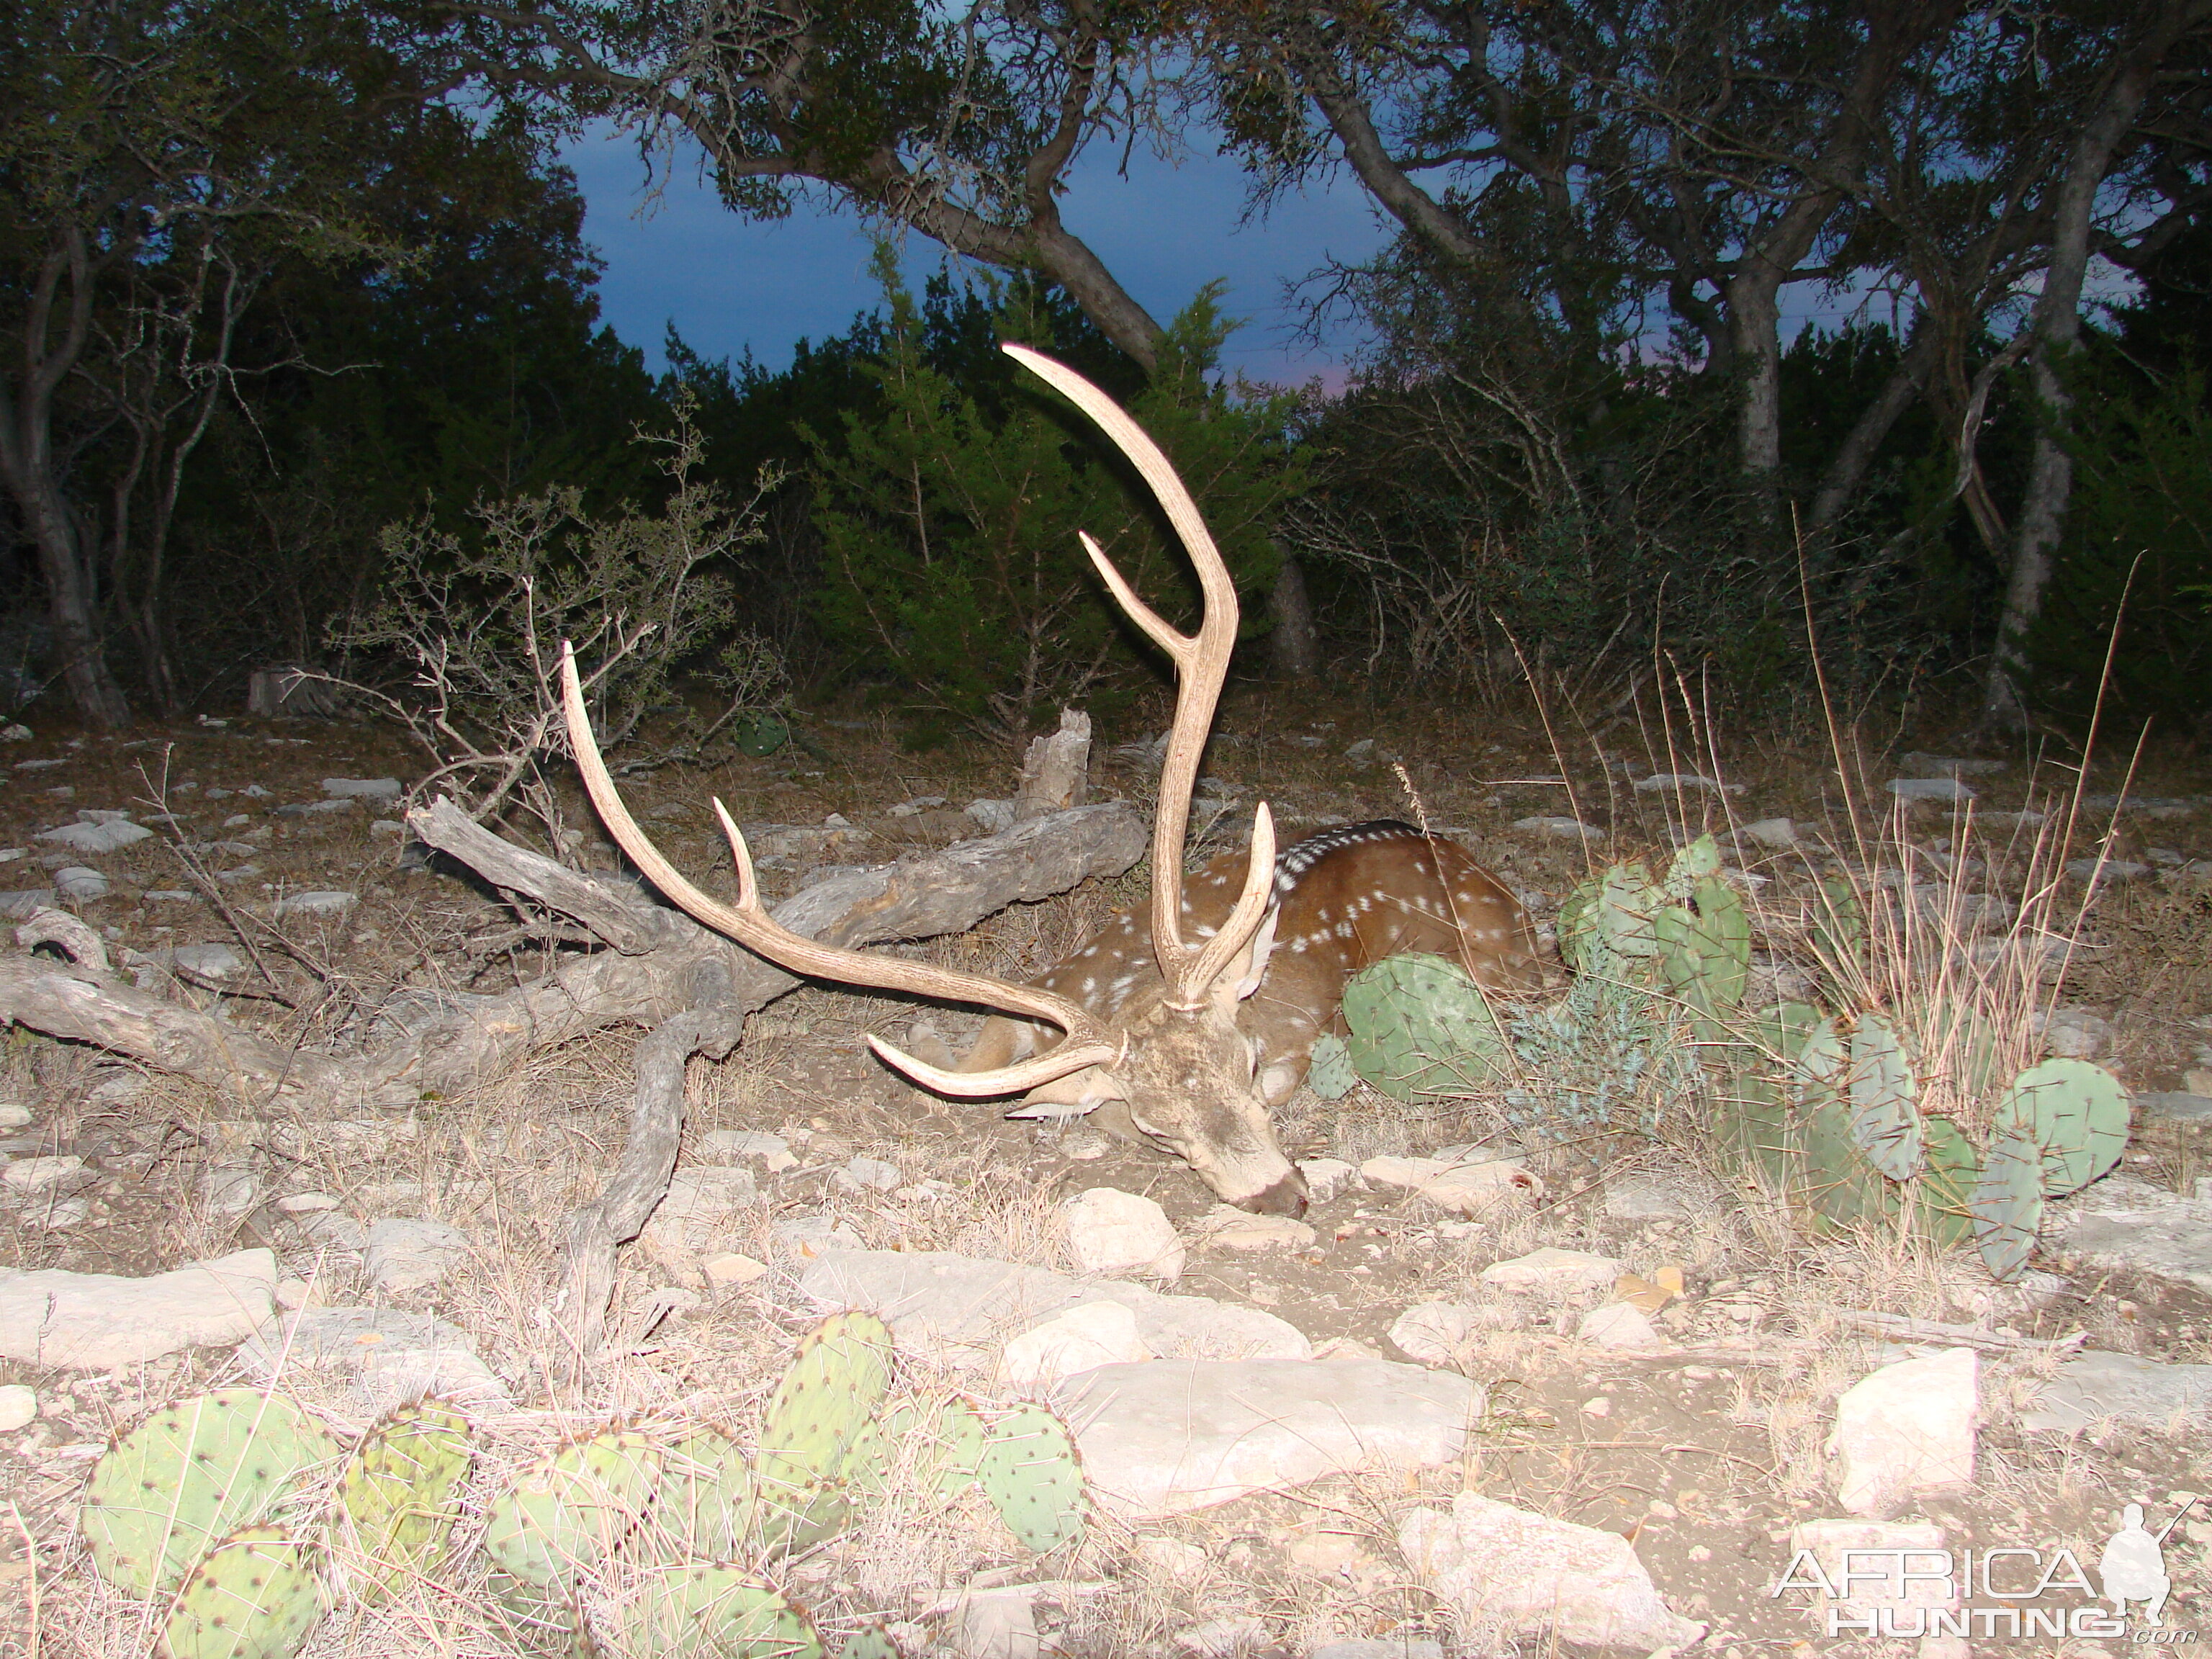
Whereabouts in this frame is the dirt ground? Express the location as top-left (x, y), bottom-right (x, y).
top-left (1, 687), bottom-right (2209, 1658)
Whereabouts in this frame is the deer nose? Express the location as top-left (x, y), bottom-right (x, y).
top-left (1240, 1172), bottom-right (1310, 1218)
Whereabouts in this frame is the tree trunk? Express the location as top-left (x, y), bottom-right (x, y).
top-left (1982, 0), bottom-right (2211, 727)
top-left (1269, 552), bottom-right (1320, 681)
top-left (24, 481), bottom-right (132, 728)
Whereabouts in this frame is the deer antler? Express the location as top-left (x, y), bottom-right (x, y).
top-left (1002, 343), bottom-right (1277, 1010)
top-left (559, 646), bottom-right (1122, 1096)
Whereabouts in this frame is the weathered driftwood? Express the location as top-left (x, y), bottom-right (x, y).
top-left (0, 797), bottom-right (1146, 1359)
top-left (0, 798), bottom-right (1143, 1111)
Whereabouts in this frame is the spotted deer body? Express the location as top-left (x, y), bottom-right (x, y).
top-left (563, 345), bottom-right (1545, 1221)
top-left (942, 819), bottom-right (1550, 1120)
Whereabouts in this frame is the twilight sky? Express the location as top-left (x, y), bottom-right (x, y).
top-left (560, 122), bottom-right (1393, 387)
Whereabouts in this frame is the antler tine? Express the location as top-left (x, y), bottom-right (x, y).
top-left (557, 643), bottom-right (1121, 1095)
top-left (1003, 342), bottom-right (1274, 1007)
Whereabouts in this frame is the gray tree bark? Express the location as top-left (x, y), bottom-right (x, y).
top-left (1982, 0), bottom-right (2212, 727)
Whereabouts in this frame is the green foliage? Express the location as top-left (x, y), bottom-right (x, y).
top-left (331, 397), bottom-right (786, 831)
top-left (2026, 344), bottom-right (2212, 732)
top-left (1341, 952), bottom-right (1514, 1101)
top-left (1972, 1124), bottom-right (2047, 1283)
top-left (809, 259), bottom-right (1303, 737)
top-left (333, 1401), bottom-right (472, 1604)
top-left (974, 1405), bottom-right (1087, 1555)
top-left (1845, 1014), bottom-right (1923, 1182)
top-left (754, 1310), bottom-right (895, 1553)
top-left (81, 1388), bottom-right (336, 1598)
top-left (1995, 1058), bottom-right (2128, 1199)
top-left (482, 1432), bottom-right (662, 1597)
top-left (617, 1564), bottom-right (824, 1658)
top-left (1305, 1033), bottom-right (1358, 1100)
top-left (163, 1524), bottom-right (327, 1659)
top-left (654, 1429), bottom-right (758, 1564)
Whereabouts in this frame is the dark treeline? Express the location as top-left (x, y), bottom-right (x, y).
top-left (4, 0), bottom-right (2210, 745)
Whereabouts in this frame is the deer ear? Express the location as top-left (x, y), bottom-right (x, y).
top-left (1221, 904), bottom-right (1280, 1005)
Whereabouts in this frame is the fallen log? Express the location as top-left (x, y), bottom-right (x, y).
top-left (0, 797), bottom-right (1147, 1359)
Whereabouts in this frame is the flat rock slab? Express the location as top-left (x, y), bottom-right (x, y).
top-left (1398, 1491), bottom-right (1704, 1650)
top-left (1056, 1357), bottom-right (1482, 1517)
top-left (2049, 1176), bottom-right (2212, 1296)
top-left (2020, 1351), bottom-right (2212, 1434)
top-left (0, 1247), bottom-right (276, 1367)
top-left (236, 1304), bottom-right (507, 1411)
top-left (799, 1248), bottom-right (1308, 1375)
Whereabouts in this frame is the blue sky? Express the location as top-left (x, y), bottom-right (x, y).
top-left (561, 122), bottom-right (1393, 388)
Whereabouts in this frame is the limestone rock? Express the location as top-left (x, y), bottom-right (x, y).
top-left (0, 1384), bottom-right (35, 1431)
top-left (274, 889), bottom-right (356, 918)
top-left (2049, 1175), bottom-right (2212, 1297)
top-left (1828, 1347), bottom-right (1979, 1516)
top-left (1398, 1491), bottom-right (1703, 1650)
top-left (1192, 1205), bottom-right (1317, 1252)
top-left (37, 817), bottom-right (150, 853)
top-left (798, 1247), bottom-right (1308, 1375)
top-left (2020, 1350), bottom-right (2212, 1434)
top-left (1578, 1301), bottom-right (1663, 1351)
top-left (1064, 1187), bottom-right (1185, 1282)
top-left (1058, 1357), bottom-right (1481, 1517)
top-left (0, 1247), bottom-right (276, 1367)
top-left (237, 1304), bottom-right (506, 1411)
top-left (1601, 1167), bottom-right (1716, 1221)
top-left (364, 1217), bottom-right (469, 1293)
top-left (1360, 1155), bottom-right (1541, 1214)
top-left (1296, 1157), bottom-right (1358, 1202)
top-left (321, 777), bottom-right (403, 801)
top-left (1478, 1247), bottom-right (1622, 1295)
top-left (1887, 778), bottom-right (1974, 802)
top-left (53, 866), bottom-right (107, 901)
top-left (999, 1300), bottom-right (1151, 1389)
top-left (1388, 1300), bottom-right (1520, 1366)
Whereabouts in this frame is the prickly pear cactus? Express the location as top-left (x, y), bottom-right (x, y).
top-left (1972, 1123), bottom-right (2046, 1281)
top-left (481, 1431), bottom-right (660, 1596)
top-left (161, 1522), bottom-right (326, 1659)
top-left (976, 1404), bottom-right (1085, 1555)
top-left (1305, 1034), bottom-right (1357, 1100)
top-left (1809, 872), bottom-right (1864, 974)
top-left (82, 1389), bottom-right (336, 1597)
top-left (332, 1399), bottom-right (472, 1604)
top-left (1915, 1116), bottom-right (1980, 1247)
top-left (1655, 871), bottom-right (1750, 1028)
top-left (653, 1428), bottom-right (757, 1565)
top-left (755, 1311), bottom-right (895, 1555)
top-left (1662, 833), bottom-right (1724, 897)
top-left (1797, 1084), bottom-right (1899, 1232)
top-left (1997, 1058), bottom-right (2129, 1197)
top-left (617, 1563), bottom-right (824, 1659)
top-left (1560, 863), bottom-right (1663, 977)
top-left (1341, 953), bottom-right (1512, 1102)
top-left (1845, 1013), bottom-right (1923, 1182)
top-left (840, 1627), bottom-right (903, 1659)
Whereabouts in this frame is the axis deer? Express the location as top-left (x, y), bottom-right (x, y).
top-left (559, 344), bottom-right (1547, 1218)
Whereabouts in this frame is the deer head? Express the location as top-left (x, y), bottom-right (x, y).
top-left (560, 344), bottom-right (1308, 1215)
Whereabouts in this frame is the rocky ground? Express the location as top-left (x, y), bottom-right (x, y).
top-left (0, 691), bottom-right (2208, 1658)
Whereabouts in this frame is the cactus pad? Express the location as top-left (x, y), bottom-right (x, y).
top-left (839, 1628), bottom-right (902, 1659)
top-left (617, 1563), bottom-right (824, 1658)
top-left (161, 1522), bottom-right (325, 1659)
top-left (1655, 872), bottom-right (1750, 1028)
top-left (976, 1405), bottom-right (1084, 1555)
top-left (1341, 953), bottom-right (1512, 1101)
top-left (1914, 1115), bottom-right (1979, 1247)
top-left (755, 1311), bottom-right (894, 1554)
top-left (332, 1399), bottom-right (472, 1604)
top-left (1972, 1123), bottom-right (2046, 1282)
top-left (83, 1389), bottom-right (336, 1597)
top-left (1845, 1013), bottom-right (1923, 1182)
top-left (1560, 864), bottom-right (1662, 976)
top-left (480, 1431), bottom-right (660, 1593)
top-left (1997, 1058), bottom-right (2129, 1197)
top-left (653, 1428), bottom-right (757, 1564)
top-left (1305, 1034), bottom-right (1357, 1100)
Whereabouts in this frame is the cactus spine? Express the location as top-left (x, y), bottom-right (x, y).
top-left (332, 1400), bottom-right (473, 1604)
top-left (82, 1389), bottom-right (335, 1598)
top-left (161, 1523), bottom-right (326, 1659)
